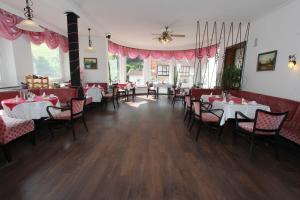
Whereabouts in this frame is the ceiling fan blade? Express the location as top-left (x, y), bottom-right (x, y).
top-left (152, 33), bottom-right (162, 36)
top-left (170, 34), bottom-right (185, 37)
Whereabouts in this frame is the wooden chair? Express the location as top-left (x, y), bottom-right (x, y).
top-left (189, 100), bottom-right (224, 141)
top-left (146, 82), bottom-right (157, 99)
top-left (234, 110), bottom-right (288, 157)
top-left (0, 116), bottom-right (35, 162)
top-left (102, 86), bottom-right (119, 109)
top-left (184, 95), bottom-right (193, 124)
top-left (47, 98), bottom-right (88, 140)
top-left (172, 86), bottom-right (185, 106)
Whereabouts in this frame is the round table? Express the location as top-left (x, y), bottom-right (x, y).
top-left (85, 87), bottom-right (103, 102)
top-left (1, 96), bottom-right (61, 120)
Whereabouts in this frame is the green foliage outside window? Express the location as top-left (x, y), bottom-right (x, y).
top-left (31, 43), bottom-right (62, 79)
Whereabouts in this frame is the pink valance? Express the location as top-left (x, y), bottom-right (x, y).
top-left (108, 41), bottom-right (218, 60)
top-left (0, 8), bottom-right (69, 53)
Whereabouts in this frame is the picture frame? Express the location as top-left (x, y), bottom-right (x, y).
top-left (84, 58), bottom-right (98, 69)
top-left (257, 50), bottom-right (277, 71)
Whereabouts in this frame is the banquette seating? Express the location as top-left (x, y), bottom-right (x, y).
top-left (86, 82), bottom-right (108, 92)
top-left (190, 88), bottom-right (300, 146)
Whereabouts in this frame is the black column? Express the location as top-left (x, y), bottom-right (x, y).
top-left (65, 12), bottom-right (81, 86)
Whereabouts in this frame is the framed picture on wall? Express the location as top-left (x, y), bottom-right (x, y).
top-left (84, 58), bottom-right (98, 69)
top-left (257, 50), bottom-right (277, 71)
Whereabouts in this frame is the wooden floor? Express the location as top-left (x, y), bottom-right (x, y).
top-left (0, 96), bottom-right (300, 200)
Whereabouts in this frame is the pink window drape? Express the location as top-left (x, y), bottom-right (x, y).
top-left (108, 41), bottom-right (218, 60)
top-left (0, 8), bottom-right (69, 53)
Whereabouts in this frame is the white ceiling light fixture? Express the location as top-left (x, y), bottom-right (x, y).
top-left (86, 28), bottom-right (95, 52)
top-left (16, 0), bottom-right (44, 32)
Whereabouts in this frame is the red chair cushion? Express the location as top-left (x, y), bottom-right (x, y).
top-left (0, 116), bottom-right (34, 144)
top-left (52, 110), bottom-right (82, 120)
top-left (201, 113), bottom-right (219, 122)
top-left (238, 122), bottom-right (275, 135)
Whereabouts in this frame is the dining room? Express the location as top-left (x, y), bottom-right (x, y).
top-left (0, 0), bottom-right (300, 200)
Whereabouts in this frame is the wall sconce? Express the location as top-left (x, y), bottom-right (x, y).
top-left (288, 55), bottom-right (296, 69)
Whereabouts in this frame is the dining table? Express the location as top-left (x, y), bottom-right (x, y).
top-left (201, 95), bottom-right (271, 126)
top-left (84, 86), bottom-right (103, 103)
top-left (1, 96), bottom-right (61, 120)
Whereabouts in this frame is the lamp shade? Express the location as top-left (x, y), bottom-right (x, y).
top-left (16, 19), bottom-right (44, 32)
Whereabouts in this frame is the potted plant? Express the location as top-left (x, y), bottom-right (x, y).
top-left (221, 64), bottom-right (242, 90)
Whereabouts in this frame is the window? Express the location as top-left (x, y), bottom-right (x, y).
top-left (157, 65), bottom-right (169, 76)
top-left (201, 57), bottom-right (217, 89)
top-left (31, 43), bottom-right (62, 80)
top-left (108, 53), bottom-right (120, 84)
top-left (179, 66), bottom-right (190, 77)
top-left (126, 57), bottom-right (144, 85)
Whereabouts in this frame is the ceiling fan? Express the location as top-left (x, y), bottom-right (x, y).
top-left (153, 26), bottom-right (185, 44)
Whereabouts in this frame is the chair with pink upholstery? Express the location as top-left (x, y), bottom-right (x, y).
top-left (189, 101), bottom-right (224, 141)
top-left (184, 95), bottom-right (193, 124)
top-left (102, 86), bottom-right (119, 109)
top-left (0, 116), bottom-right (35, 162)
top-left (46, 98), bottom-right (88, 140)
top-left (234, 110), bottom-right (288, 157)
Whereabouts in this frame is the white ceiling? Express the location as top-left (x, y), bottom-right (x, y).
top-left (0, 0), bottom-right (294, 50)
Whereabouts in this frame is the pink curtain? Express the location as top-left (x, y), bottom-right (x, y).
top-left (0, 8), bottom-right (69, 53)
top-left (108, 41), bottom-right (218, 60)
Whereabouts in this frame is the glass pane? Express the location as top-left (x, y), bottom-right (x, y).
top-left (31, 43), bottom-right (62, 80)
top-left (126, 57), bottom-right (144, 85)
top-left (108, 54), bottom-right (120, 83)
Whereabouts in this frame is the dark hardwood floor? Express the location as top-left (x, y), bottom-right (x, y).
top-left (0, 96), bottom-right (300, 200)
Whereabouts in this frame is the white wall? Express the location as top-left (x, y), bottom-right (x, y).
top-left (243, 0), bottom-right (300, 101)
top-left (79, 36), bottom-right (109, 85)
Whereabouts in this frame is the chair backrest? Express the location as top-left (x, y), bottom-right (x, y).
top-left (146, 82), bottom-right (153, 88)
top-left (193, 101), bottom-right (215, 116)
top-left (0, 116), bottom-right (6, 134)
top-left (254, 110), bottom-right (288, 133)
top-left (71, 98), bottom-right (86, 116)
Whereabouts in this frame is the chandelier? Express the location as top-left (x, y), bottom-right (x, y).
top-left (158, 35), bottom-right (173, 44)
top-left (86, 28), bottom-right (95, 52)
top-left (16, 0), bottom-right (44, 32)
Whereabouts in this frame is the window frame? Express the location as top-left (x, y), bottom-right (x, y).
top-left (179, 66), bottom-right (191, 77)
top-left (157, 65), bottom-right (170, 76)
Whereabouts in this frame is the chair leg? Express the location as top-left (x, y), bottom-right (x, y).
top-left (112, 99), bottom-right (116, 110)
top-left (48, 123), bottom-right (55, 139)
top-left (31, 131), bottom-right (36, 146)
top-left (184, 109), bottom-right (189, 122)
top-left (233, 128), bottom-right (237, 144)
top-left (187, 112), bottom-right (193, 127)
top-left (172, 96), bottom-right (176, 107)
top-left (218, 126), bottom-right (224, 141)
top-left (1, 144), bottom-right (12, 162)
top-left (274, 136), bottom-right (279, 160)
top-left (116, 96), bottom-right (119, 107)
top-left (71, 121), bottom-right (77, 140)
top-left (82, 117), bottom-right (89, 132)
top-left (195, 122), bottom-right (202, 141)
top-left (189, 117), bottom-right (195, 132)
top-left (249, 135), bottom-right (255, 155)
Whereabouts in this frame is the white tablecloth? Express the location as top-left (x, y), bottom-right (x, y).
top-left (2, 98), bottom-right (61, 120)
top-left (212, 101), bottom-right (270, 126)
top-left (86, 87), bottom-right (103, 102)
